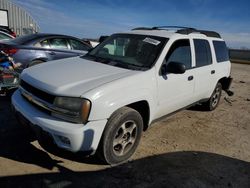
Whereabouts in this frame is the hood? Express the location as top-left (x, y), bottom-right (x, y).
top-left (21, 57), bottom-right (137, 97)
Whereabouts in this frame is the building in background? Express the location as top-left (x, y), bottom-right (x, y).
top-left (0, 0), bottom-right (39, 36)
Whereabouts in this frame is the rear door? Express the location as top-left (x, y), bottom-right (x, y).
top-left (192, 39), bottom-right (216, 99)
top-left (40, 38), bottom-right (78, 61)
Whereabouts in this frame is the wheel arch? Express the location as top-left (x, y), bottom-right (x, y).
top-left (28, 58), bottom-right (47, 67)
top-left (126, 100), bottom-right (150, 131)
top-left (218, 76), bottom-right (231, 90)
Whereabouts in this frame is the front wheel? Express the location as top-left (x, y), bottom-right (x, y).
top-left (97, 107), bottom-right (143, 164)
top-left (203, 82), bottom-right (222, 111)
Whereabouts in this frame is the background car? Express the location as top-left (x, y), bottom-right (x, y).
top-left (0, 30), bottom-right (15, 41)
top-left (82, 36), bottom-right (110, 48)
top-left (0, 33), bottom-right (92, 67)
top-left (0, 26), bottom-right (16, 38)
top-left (82, 38), bottom-right (99, 48)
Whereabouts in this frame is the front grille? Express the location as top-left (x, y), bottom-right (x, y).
top-left (20, 80), bottom-right (55, 104)
top-left (21, 93), bottom-right (51, 115)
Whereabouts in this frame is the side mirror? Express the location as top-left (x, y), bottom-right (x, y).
top-left (161, 61), bottom-right (186, 75)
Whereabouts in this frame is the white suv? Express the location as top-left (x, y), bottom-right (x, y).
top-left (12, 26), bottom-right (233, 164)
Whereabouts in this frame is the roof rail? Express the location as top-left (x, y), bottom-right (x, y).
top-left (151, 26), bottom-right (196, 30)
top-left (131, 26), bottom-right (221, 38)
top-left (131, 27), bottom-right (153, 31)
top-left (177, 28), bottom-right (221, 38)
top-left (132, 26), bottom-right (193, 31)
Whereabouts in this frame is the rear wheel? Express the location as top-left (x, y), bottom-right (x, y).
top-left (97, 107), bottom-right (143, 164)
top-left (203, 82), bottom-right (222, 111)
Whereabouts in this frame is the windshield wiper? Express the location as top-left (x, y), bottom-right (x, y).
top-left (82, 54), bottom-right (110, 63)
top-left (107, 59), bottom-right (146, 70)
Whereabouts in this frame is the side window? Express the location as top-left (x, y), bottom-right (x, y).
top-left (213, 41), bottom-right (229, 62)
top-left (194, 39), bottom-right (212, 67)
top-left (165, 39), bottom-right (191, 69)
top-left (39, 39), bottom-right (50, 48)
top-left (69, 39), bottom-right (90, 51)
top-left (49, 38), bottom-right (69, 49)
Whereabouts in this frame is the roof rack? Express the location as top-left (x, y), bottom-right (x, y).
top-left (132, 26), bottom-right (221, 38)
top-left (152, 26), bottom-right (196, 30)
top-left (176, 28), bottom-right (221, 38)
top-left (132, 27), bottom-right (153, 31)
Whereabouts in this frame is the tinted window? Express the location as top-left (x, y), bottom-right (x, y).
top-left (49, 38), bottom-right (68, 49)
top-left (69, 39), bottom-right (90, 51)
top-left (165, 40), bottom-right (191, 69)
top-left (213, 41), bottom-right (229, 62)
top-left (40, 39), bottom-right (50, 48)
top-left (194, 39), bottom-right (212, 67)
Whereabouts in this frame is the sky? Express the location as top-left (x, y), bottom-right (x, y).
top-left (12, 0), bottom-right (250, 49)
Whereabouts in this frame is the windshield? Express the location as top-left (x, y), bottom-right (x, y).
top-left (83, 34), bottom-right (168, 70)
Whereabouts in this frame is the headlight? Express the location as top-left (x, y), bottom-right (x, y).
top-left (52, 97), bottom-right (91, 124)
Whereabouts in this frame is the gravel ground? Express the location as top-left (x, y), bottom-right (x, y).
top-left (0, 63), bottom-right (249, 188)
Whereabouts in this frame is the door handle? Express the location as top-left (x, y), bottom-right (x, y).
top-left (188, 76), bottom-right (193, 81)
top-left (211, 70), bottom-right (215, 74)
top-left (48, 51), bottom-right (56, 55)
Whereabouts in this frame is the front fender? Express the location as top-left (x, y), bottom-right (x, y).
top-left (82, 69), bottom-right (158, 122)
top-left (87, 87), bottom-right (157, 122)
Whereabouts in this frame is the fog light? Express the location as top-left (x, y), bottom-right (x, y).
top-left (58, 135), bottom-right (71, 145)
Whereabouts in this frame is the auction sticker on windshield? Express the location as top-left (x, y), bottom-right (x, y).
top-left (143, 37), bottom-right (161, 45)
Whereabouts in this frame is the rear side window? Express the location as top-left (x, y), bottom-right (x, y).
top-left (213, 41), bottom-right (229, 62)
top-left (49, 38), bottom-right (69, 49)
top-left (194, 39), bottom-right (212, 67)
top-left (40, 40), bottom-right (50, 48)
top-left (165, 39), bottom-right (191, 69)
top-left (69, 39), bottom-right (90, 51)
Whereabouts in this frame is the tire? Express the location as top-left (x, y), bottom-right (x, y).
top-left (97, 107), bottom-right (143, 164)
top-left (29, 60), bottom-right (45, 67)
top-left (203, 82), bottom-right (222, 111)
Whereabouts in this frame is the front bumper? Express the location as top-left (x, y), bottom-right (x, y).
top-left (12, 90), bottom-right (107, 153)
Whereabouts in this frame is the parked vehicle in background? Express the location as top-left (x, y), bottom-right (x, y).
top-left (12, 26), bottom-right (233, 164)
top-left (82, 38), bottom-right (99, 48)
top-left (0, 26), bottom-right (16, 38)
top-left (89, 40), bottom-right (99, 48)
top-left (0, 30), bottom-right (15, 41)
top-left (0, 33), bottom-right (92, 68)
top-left (82, 36), bottom-right (110, 48)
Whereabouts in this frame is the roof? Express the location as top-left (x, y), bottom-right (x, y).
top-left (4, 33), bottom-right (87, 46)
top-left (22, 33), bottom-right (78, 39)
top-left (125, 26), bottom-right (222, 39)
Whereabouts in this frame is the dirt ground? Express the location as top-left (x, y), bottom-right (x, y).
top-left (0, 63), bottom-right (249, 188)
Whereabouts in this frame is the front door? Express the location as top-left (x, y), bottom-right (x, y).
top-left (156, 39), bottom-right (196, 118)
